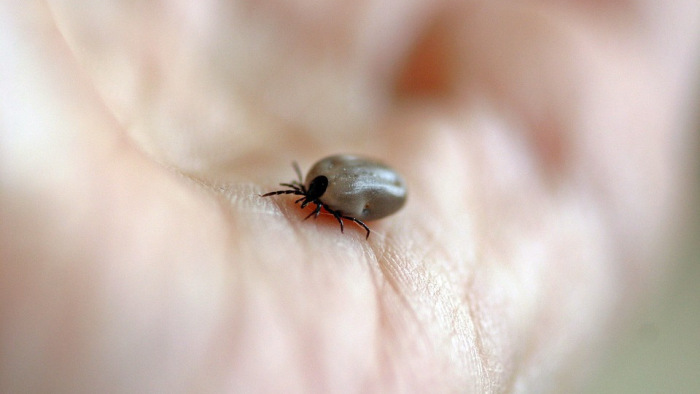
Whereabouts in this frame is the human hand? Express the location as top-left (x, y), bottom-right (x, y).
top-left (1, 1), bottom-right (698, 392)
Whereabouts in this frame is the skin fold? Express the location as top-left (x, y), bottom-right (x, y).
top-left (1, 1), bottom-right (699, 392)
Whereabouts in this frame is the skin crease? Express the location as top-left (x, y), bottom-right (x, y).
top-left (0, 1), bottom-right (699, 393)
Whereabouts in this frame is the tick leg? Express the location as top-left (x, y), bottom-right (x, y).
top-left (292, 161), bottom-right (304, 184)
top-left (301, 196), bottom-right (320, 209)
top-left (295, 196), bottom-right (306, 204)
top-left (344, 216), bottom-right (371, 239)
top-left (292, 181), bottom-right (307, 194)
top-left (331, 211), bottom-right (345, 233)
top-left (261, 189), bottom-right (304, 197)
top-left (304, 203), bottom-right (322, 221)
top-left (280, 183), bottom-right (301, 191)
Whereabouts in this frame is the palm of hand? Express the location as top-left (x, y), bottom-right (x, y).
top-left (1, 1), bottom-right (697, 392)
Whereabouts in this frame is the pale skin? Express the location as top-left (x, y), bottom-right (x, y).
top-left (1, 1), bottom-right (699, 392)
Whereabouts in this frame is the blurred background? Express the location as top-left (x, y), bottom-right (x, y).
top-left (584, 131), bottom-right (700, 393)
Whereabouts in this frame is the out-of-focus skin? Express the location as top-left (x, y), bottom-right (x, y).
top-left (1, 1), bottom-right (698, 392)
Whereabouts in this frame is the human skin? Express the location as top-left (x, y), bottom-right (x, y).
top-left (1, 1), bottom-right (699, 392)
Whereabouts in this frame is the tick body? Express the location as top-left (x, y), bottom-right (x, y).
top-left (261, 154), bottom-right (407, 239)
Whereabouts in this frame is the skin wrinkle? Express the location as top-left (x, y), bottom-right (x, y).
top-left (411, 130), bottom-right (495, 391)
top-left (374, 244), bottom-right (435, 387)
top-left (397, 219), bottom-right (490, 388)
top-left (466, 282), bottom-right (505, 394)
top-left (366, 240), bottom-right (404, 391)
top-left (467, 200), bottom-right (545, 391)
top-left (461, 283), bottom-right (492, 391)
top-left (376, 237), bottom-right (487, 390)
top-left (478, 225), bottom-right (544, 391)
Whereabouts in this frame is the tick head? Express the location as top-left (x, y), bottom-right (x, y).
top-left (306, 175), bottom-right (328, 201)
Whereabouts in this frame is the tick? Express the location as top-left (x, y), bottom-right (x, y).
top-left (261, 154), bottom-right (407, 239)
